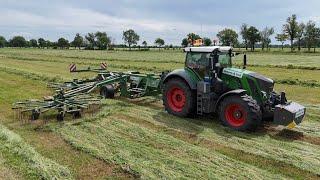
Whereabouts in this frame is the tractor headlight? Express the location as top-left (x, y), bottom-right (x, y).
top-left (261, 91), bottom-right (267, 99)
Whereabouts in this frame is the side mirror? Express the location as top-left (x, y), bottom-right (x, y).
top-left (243, 54), bottom-right (247, 69)
top-left (231, 52), bottom-right (241, 57)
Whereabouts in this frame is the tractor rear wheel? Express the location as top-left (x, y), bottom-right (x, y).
top-left (163, 78), bottom-right (195, 117)
top-left (219, 95), bottom-right (262, 131)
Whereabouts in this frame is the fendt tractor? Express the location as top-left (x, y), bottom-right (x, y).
top-left (162, 46), bottom-right (306, 131)
top-left (13, 46), bottom-right (306, 131)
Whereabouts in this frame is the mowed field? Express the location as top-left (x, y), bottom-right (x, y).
top-left (0, 48), bottom-right (320, 179)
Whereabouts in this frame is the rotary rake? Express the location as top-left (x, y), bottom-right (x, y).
top-left (13, 63), bottom-right (164, 122)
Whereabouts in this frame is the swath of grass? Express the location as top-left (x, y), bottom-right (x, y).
top-left (100, 99), bottom-right (320, 176)
top-left (52, 108), bottom-right (285, 179)
top-left (0, 153), bottom-right (21, 180)
top-left (0, 71), bottom-right (132, 179)
top-left (0, 124), bottom-right (73, 179)
top-left (116, 113), bottom-right (318, 179)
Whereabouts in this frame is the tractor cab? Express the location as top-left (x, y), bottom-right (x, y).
top-left (184, 46), bottom-right (233, 78)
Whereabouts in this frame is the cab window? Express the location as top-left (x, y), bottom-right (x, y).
top-left (186, 52), bottom-right (211, 77)
top-left (218, 53), bottom-right (232, 67)
top-left (186, 52), bottom-right (210, 69)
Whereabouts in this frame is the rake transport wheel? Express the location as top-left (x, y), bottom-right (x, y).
top-left (219, 95), bottom-right (262, 131)
top-left (31, 110), bottom-right (40, 121)
top-left (56, 112), bottom-right (64, 122)
top-left (163, 78), bottom-right (195, 117)
top-left (100, 84), bottom-right (115, 99)
top-left (72, 111), bottom-right (81, 119)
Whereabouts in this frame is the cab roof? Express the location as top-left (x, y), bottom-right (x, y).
top-left (184, 46), bottom-right (232, 53)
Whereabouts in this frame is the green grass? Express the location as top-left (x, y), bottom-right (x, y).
top-left (53, 99), bottom-right (320, 178)
top-left (0, 71), bottom-right (131, 179)
top-left (0, 124), bottom-right (72, 179)
top-left (0, 48), bottom-right (319, 179)
top-left (53, 101), bottom-right (286, 179)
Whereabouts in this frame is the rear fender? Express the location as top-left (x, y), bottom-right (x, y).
top-left (214, 89), bottom-right (247, 112)
top-left (163, 68), bottom-right (199, 90)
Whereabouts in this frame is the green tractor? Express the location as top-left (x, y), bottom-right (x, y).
top-left (162, 46), bottom-right (306, 131)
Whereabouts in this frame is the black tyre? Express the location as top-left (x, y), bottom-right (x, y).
top-left (100, 84), bottom-right (115, 99)
top-left (72, 111), bottom-right (81, 119)
top-left (31, 110), bottom-right (40, 121)
top-left (219, 94), bottom-right (262, 131)
top-left (163, 78), bottom-right (196, 117)
top-left (57, 112), bottom-right (64, 121)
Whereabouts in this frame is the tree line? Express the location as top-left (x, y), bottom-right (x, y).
top-left (0, 14), bottom-right (319, 52)
top-left (182, 14), bottom-right (319, 52)
top-left (0, 29), bottom-right (167, 51)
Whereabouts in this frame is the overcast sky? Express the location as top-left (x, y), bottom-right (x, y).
top-left (0, 0), bottom-right (319, 45)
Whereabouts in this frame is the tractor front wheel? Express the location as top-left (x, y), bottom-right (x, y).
top-left (163, 78), bottom-right (195, 117)
top-left (219, 95), bottom-right (262, 131)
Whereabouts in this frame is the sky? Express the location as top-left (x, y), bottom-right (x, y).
top-left (0, 0), bottom-right (319, 45)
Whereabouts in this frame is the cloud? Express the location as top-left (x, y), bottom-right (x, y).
top-left (0, 7), bottom-right (233, 44)
top-left (2, 0), bottom-right (319, 44)
top-left (0, 7), bottom-right (229, 32)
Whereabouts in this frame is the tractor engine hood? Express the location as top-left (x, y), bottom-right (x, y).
top-left (248, 72), bottom-right (274, 94)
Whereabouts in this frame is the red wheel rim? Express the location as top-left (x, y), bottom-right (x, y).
top-left (225, 104), bottom-right (247, 127)
top-left (166, 86), bottom-right (186, 112)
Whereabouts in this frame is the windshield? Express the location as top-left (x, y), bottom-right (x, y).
top-left (218, 53), bottom-right (232, 67)
top-left (185, 52), bottom-right (232, 69)
top-left (185, 52), bottom-right (232, 77)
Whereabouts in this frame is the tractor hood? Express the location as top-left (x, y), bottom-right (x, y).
top-left (248, 72), bottom-right (274, 94)
top-left (222, 68), bottom-right (274, 94)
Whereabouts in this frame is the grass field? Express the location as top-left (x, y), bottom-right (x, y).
top-left (0, 48), bottom-right (319, 179)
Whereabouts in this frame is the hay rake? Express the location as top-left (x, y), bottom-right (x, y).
top-left (13, 63), bottom-right (164, 122)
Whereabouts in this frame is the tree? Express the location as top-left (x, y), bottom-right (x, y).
top-left (85, 33), bottom-right (96, 50)
top-left (304, 21), bottom-right (320, 52)
top-left (283, 14), bottom-right (299, 51)
top-left (122, 29), bottom-right (140, 50)
top-left (181, 38), bottom-right (188, 47)
top-left (142, 41), bottom-right (147, 48)
top-left (155, 38), bottom-right (165, 51)
top-left (217, 28), bottom-right (238, 46)
top-left (296, 23), bottom-right (305, 51)
top-left (95, 31), bottom-right (110, 50)
top-left (30, 39), bottom-right (38, 48)
top-left (46, 40), bottom-right (52, 49)
top-left (203, 37), bottom-right (212, 46)
top-left (0, 36), bottom-right (7, 48)
top-left (247, 26), bottom-right (261, 51)
top-left (240, 24), bottom-right (249, 50)
top-left (9, 36), bottom-right (27, 47)
top-left (57, 38), bottom-right (69, 49)
top-left (72, 33), bottom-right (83, 49)
top-left (275, 34), bottom-right (288, 50)
top-left (187, 33), bottom-right (201, 42)
top-left (260, 27), bottom-right (274, 51)
top-left (38, 38), bottom-right (46, 48)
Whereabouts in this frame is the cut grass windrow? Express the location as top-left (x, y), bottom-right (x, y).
top-left (121, 100), bottom-right (320, 175)
top-left (0, 124), bottom-right (73, 179)
top-left (274, 78), bottom-right (320, 88)
top-left (0, 67), bottom-right (63, 83)
top-left (2, 56), bottom-right (320, 88)
top-left (247, 64), bottom-right (320, 70)
top-left (118, 114), bottom-right (320, 179)
top-left (51, 100), bottom-right (320, 178)
top-left (53, 114), bottom-right (285, 179)
top-left (2, 52), bottom-right (320, 71)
